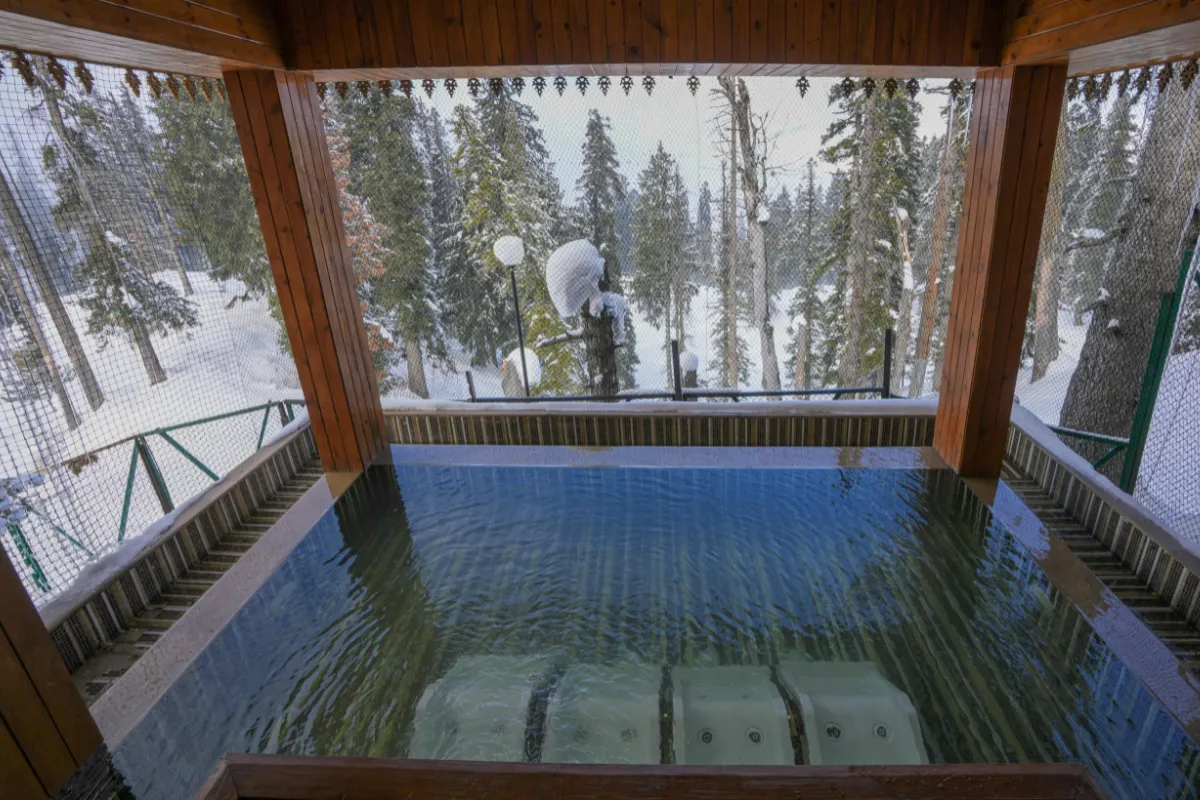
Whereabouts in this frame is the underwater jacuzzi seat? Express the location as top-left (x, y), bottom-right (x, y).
top-left (671, 665), bottom-right (794, 765)
top-left (542, 663), bottom-right (662, 764)
top-left (777, 661), bottom-right (928, 765)
top-left (408, 655), bottom-right (549, 762)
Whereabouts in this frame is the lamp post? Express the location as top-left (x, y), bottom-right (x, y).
top-left (494, 235), bottom-right (530, 397)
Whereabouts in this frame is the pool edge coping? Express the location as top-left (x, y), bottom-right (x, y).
top-left (90, 469), bottom-right (360, 750)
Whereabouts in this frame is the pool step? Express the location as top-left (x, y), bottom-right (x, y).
top-left (1001, 464), bottom-right (1200, 675)
top-left (75, 459), bottom-right (324, 705)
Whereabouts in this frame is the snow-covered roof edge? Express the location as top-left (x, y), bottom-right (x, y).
top-left (1009, 403), bottom-right (1200, 574)
top-left (381, 397), bottom-right (940, 418)
top-left (38, 418), bottom-right (315, 632)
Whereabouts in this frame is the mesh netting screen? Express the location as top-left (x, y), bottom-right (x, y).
top-left (0, 55), bottom-right (301, 602)
top-left (1014, 66), bottom-right (1200, 543)
top-left (318, 75), bottom-right (969, 403)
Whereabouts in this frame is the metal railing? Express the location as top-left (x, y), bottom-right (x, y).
top-left (5, 399), bottom-right (305, 592)
top-left (465, 329), bottom-right (897, 405)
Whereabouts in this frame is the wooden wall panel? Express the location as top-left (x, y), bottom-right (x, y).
top-left (0, 551), bottom-right (101, 799)
top-left (225, 69), bottom-right (385, 473)
top-left (0, 0), bottom-right (282, 70)
top-left (934, 63), bottom-right (1066, 478)
top-left (271, 0), bottom-right (1006, 75)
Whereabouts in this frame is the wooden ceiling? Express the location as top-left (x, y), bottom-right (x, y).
top-left (0, 1), bottom-right (1196, 79)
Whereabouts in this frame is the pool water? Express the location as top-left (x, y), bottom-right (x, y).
top-left (115, 449), bottom-right (1200, 800)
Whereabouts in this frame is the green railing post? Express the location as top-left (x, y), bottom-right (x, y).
top-left (135, 435), bottom-right (174, 515)
top-left (118, 442), bottom-right (139, 543)
top-left (1120, 237), bottom-right (1197, 493)
top-left (255, 403), bottom-right (272, 451)
top-left (8, 522), bottom-right (50, 593)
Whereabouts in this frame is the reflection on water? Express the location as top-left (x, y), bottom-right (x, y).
top-left (116, 460), bottom-right (1200, 800)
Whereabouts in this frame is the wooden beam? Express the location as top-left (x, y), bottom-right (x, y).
top-left (224, 68), bottom-right (385, 473)
top-left (200, 752), bottom-right (1111, 800)
top-left (0, 0), bottom-right (283, 71)
top-left (0, 550), bottom-right (101, 799)
top-left (934, 63), bottom-right (1067, 478)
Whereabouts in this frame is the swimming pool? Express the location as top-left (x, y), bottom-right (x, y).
top-left (111, 446), bottom-right (1200, 800)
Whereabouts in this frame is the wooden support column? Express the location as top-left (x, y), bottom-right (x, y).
top-left (0, 551), bottom-right (101, 798)
top-left (934, 63), bottom-right (1067, 478)
top-left (225, 69), bottom-right (385, 473)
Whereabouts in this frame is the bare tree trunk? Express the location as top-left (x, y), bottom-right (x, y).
top-left (1032, 115), bottom-right (1069, 382)
top-left (405, 338), bottom-right (429, 398)
top-left (793, 321), bottom-right (809, 392)
top-left (911, 100), bottom-right (959, 397)
top-left (839, 91), bottom-right (880, 389)
top-left (149, 182), bottom-right (193, 295)
top-left (722, 124), bottom-right (741, 388)
top-left (1061, 80), bottom-right (1200, 460)
top-left (0, 164), bottom-right (104, 410)
top-left (894, 207), bottom-right (914, 395)
top-left (724, 77), bottom-right (782, 391)
top-left (132, 319), bottom-right (167, 385)
top-left (40, 60), bottom-right (168, 387)
top-left (0, 247), bottom-right (80, 428)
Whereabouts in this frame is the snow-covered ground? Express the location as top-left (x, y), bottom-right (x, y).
top-left (1, 270), bottom-right (301, 602)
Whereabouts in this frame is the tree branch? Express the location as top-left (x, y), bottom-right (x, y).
top-left (535, 330), bottom-right (583, 349)
top-left (1064, 226), bottom-right (1126, 254)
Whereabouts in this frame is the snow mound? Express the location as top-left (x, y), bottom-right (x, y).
top-left (597, 292), bottom-right (629, 346)
top-left (546, 239), bottom-right (604, 318)
top-left (679, 350), bottom-right (700, 374)
top-left (503, 347), bottom-right (542, 387)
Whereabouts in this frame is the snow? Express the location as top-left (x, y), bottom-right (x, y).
top-left (545, 239), bottom-right (604, 318)
top-left (504, 347), bottom-right (542, 387)
top-left (599, 292), bottom-right (629, 346)
top-left (1107, 318), bottom-right (1121, 331)
top-left (1, 270), bottom-right (302, 604)
top-left (1077, 228), bottom-right (1107, 240)
top-left (679, 350), bottom-right (700, 374)
top-left (1097, 287), bottom-right (1111, 303)
top-left (757, 207), bottom-right (771, 224)
top-left (1010, 311), bottom-right (1089, 424)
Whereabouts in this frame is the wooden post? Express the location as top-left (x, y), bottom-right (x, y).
top-left (224, 69), bottom-right (385, 473)
top-left (934, 64), bottom-right (1067, 478)
top-left (0, 551), bottom-right (101, 798)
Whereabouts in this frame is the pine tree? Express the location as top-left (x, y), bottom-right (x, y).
top-left (0, 154), bottom-right (103, 409)
top-left (324, 104), bottom-right (403, 393)
top-left (822, 83), bottom-right (922, 390)
top-left (785, 160), bottom-right (822, 390)
top-left (451, 89), bottom-right (578, 395)
top-left (631, 143), bottom-right (696, 387)
top-left (575, 109), bottom-right (637, 389)
top-left (38, 63), bottom-right (195, 385)
top-left (1061, 78), bottom-right (1200, 473)
top-left (153, 91), bottom-right (270, 301)
top-left (695, 182), bottom-right (714, 282)
top-left (711, 163), bottom-right (750, 387)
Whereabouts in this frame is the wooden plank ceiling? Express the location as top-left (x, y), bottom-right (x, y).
top-left (0, 0), bottom-right (283, 74)
top-left (279, 0), bottom-right (1005, 78)
top-left (1003, 0), bottom-right (1200, 73)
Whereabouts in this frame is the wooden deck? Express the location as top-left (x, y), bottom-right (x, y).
top-left (197, 753), bottom-right (1109, 800)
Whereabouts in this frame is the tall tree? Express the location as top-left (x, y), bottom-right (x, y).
top-left (38, 61), bottom-right (195, 385)
top-left (338, 90), bottom-right (443, 397)
top-left (785, 160), bottom-right (822, 390)
top-left (822, 83), bottom-right (921, 391)
top-left (451, 89), bottom-right (578, 395)
top-left (154, 92), bottom-right (270, 301)
top-left (0, 240), bottom-right (79, 427)
top-left (575, 109), bottom-right (637, 389)
top-left (1060, 78), bottom-right (1200, 466)
top-left (325, 103), bottom-right (404, 393)
top-left (631, 143), bottom-right (695, 387)
top-left (0, 158), bottom-right (103, 409)
top-left (721, 76), bottom-right (782, 391)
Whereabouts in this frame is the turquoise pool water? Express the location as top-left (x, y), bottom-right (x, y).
top-left (114, 448), bottom-right (1200, 800)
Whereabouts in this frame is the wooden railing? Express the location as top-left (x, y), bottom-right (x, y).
top-left (196, 753), bottom-right (1109, 800)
